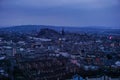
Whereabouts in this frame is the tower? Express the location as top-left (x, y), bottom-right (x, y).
top-left (61, 28), bottom-right (65, 36)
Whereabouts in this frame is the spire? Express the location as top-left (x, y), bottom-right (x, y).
top-left (61, 28), bottom-right (65, 36)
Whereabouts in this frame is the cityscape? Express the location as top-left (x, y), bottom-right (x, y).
top-left (0, 0), bottom-right (120, 80)
top-left (0, 26), bottom-right (120, 80)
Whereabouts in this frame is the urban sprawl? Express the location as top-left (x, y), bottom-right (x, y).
top-left (0, 28), bottom-right (120, 80)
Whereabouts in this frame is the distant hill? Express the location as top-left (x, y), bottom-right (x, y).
top-left (0, 25), bottom-right (49, 33)
top-left (37, 28), bottom-right (61, 38)
top-left (0, 25), bottom-right (120, 35)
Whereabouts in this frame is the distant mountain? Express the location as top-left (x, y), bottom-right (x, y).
top-left (0, 25), bottom-right (120, 35)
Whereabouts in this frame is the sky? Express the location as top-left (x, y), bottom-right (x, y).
top-left (0, 0), bottom-right (120, 28)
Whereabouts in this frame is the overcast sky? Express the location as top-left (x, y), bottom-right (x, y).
top-left (0, 0), bottom-right (120, 28)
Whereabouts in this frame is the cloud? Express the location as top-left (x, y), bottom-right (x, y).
top-left (0, 0), bottom-right (120, 27)
top-left (1, 0), bottom-right (119, 9)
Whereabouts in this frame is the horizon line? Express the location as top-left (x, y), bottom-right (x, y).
top-left (0, 24), bottom-right (120, 29)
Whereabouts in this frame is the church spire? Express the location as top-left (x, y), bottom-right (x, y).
top-left (61, 28), bottom-right (65, 36)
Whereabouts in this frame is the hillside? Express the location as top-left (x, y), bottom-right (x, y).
top-left (0, 25), bottom-right (120, 35)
